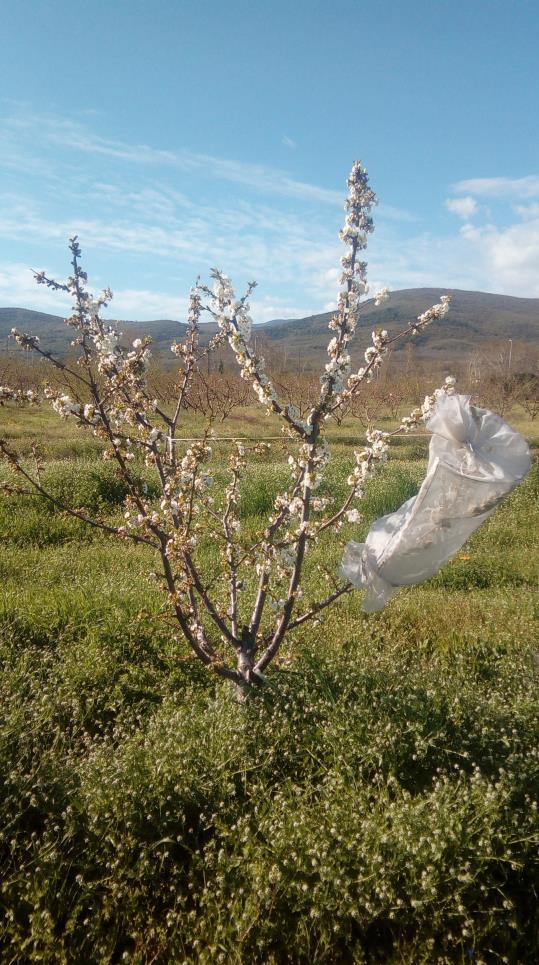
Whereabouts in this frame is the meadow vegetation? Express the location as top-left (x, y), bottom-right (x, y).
top-left (0, 404), bottom-right (537, 963)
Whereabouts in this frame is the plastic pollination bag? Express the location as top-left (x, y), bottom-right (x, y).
top-left (342, 393), bottom-right (532, 612)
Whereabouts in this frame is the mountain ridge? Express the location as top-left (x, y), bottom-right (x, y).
top-left (1, 288), bottom-right (538, 369)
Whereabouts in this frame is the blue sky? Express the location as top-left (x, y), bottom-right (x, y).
top-left (1, 0), bottom-right (538, 321)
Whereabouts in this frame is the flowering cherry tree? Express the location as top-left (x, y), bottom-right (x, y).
top-left (0, 162), bottom-right (450, 691)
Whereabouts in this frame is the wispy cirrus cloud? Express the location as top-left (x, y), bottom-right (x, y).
top-left (281, 135), bottom-right (297, 150)
top-left (0, 179), bottom-right (344, 319)
top-left (377, 202), bottom-right (419, 224)
top-left (0, 194), bottom-right (339, 281)
top-left (2, 110), bottom-right (342, 205)
top-left (0, 261), bottom-right (192, 321)
top-left (2, 103), bottom-right (539, 320)
top-left (453, 175), bottom-right (539, 200)
top-left (0, 259), bottom-right (317, 324)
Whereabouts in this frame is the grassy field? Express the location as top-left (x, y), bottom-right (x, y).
top-left (0, 404), bottom-right (538, 963)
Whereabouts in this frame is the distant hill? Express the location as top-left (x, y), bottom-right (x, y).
top-left (1, 289), bottom-right (538, 370)
top-left (261, 289), bottom-right (539, 363)
top-left (0, 308), bottom-right (195, 359)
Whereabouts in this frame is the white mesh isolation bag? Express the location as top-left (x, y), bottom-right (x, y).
top-left (342, 393), bottom-right (532, 612)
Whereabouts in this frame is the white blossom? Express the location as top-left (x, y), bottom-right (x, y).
top-left (374, 287), bottom-right (390, 306)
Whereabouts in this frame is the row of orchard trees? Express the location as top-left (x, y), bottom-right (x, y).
top-left (2, 339), bottom-right (538, 423)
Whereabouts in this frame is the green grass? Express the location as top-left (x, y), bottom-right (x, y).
top-left (0, 405), bottom-right (538, 962)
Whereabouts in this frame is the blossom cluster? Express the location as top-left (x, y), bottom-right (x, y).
top-left (374, 287), bottom-right (390, 306)
top-left (10, 328), bottom-right (41, 351)
top-left (400, 376), bottom-right (457, 431)
top-left (209, 273), bottom-right (276, 407)
top-left (0, 385), bottom-right (36, 405)
top-left (411, 295), bottom-right (451, 334)
top-left (321, 162), bottom-right (378, 404)
top-left (347, 428), bottom-right (389, 499)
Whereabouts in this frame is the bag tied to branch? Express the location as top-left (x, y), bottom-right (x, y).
top-left (342, 394), bottom-right (532, 612)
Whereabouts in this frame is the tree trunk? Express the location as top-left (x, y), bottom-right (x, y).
top-left (233, 628), bottom-right (264, 699)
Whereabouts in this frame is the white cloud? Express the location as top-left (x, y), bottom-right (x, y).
top-left (0, 262), bottom-right (189, 321)
top-left (459, 216), bottom-right (539, 296)
top-left (445, 196), bottom-right (478, 219)
top-left (0, 260), bottom-right (313, 325)
top-left (514, 202), bottom-right (539, 220)
top-left (104, 288), bottom-right (189, 321)
top-left (453, 175), bottom-right (539, 200)
top-left (2, 111), bottom-right (341, 205)
top-left (439, 172), bottom-right (539, 295)
top-left (0, 263), bottom-right (74, 315)
top-left (251, 295), bottom-right (313, 323)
